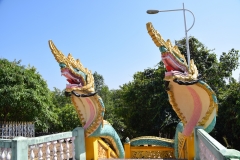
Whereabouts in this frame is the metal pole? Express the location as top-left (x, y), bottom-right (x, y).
top-left (147, 4), bottom-right (195, 69)
top-left (183, 3), bottom-right (191, 68)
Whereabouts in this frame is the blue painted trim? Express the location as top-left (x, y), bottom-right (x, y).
top-left (174, 122), bottom-right (183, 158)
top-left (90, 123), bottom-right (125, 158)
top-left (98, 98), bottom-right (105, 117)
top-left (59, 62), bottom-right (66, 68)
top-left (73, 127), bottom-right (86, 160)
top-left (130, 138), bottom-right (174, 148)
top-left (159, 46), bottom-right (167, 53)
top-left (72, 67), bottom-right (87, 81)
top-left (199, 80), bottom-right (214, 93)
top-left (204, 116), bottom-right (216, 133)
top-left (212, 94), bottom-right (218, 103)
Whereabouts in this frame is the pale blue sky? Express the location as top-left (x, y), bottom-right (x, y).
top-left (0, 1), bottom-right (239, 90)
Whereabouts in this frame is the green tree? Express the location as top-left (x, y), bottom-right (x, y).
top-left (93, 71), bottom-right (104, 93)
top-left (116, 63), bottom-right (179, 139)
top-left (49, 103), bottom-right (81, 132)
top-left (214, 80), bottom-right (240, 150)
top-left (51, 87), bottom-right (71, 108)
top-left (0, 59), bottom-right (57, 131)
top-left (49, 88), bottom-right (80, 132)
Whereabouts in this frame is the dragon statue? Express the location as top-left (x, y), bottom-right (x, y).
top-left (48, 40), bottom-right (125, 158)
top-left (146, 22), bottom-right (218, 159)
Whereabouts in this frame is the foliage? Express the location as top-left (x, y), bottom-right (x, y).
top-left (214, 80), bottom-right (240, 150)
top-left (93, 71), bottom-right (104, 93)
top-left (49, 103), bottom-right (81, 132)
top-left (0, 59), bottom-right (57, 131)
top-left (49, 88), bottom-right (81, 132)
top-left (51, 87), bottom-right (71, 108)
top-left (116, 63), bottom-right (179, 139)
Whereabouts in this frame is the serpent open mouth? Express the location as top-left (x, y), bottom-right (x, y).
top-left (161, 52), bottom-right (188, 77)
top-left (61, 68), bottom-right (85, 89)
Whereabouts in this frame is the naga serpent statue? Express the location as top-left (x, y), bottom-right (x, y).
top-left (145, 22), bottom-right (218, 158)
top-left (48, 40), bottom-right (125, 158)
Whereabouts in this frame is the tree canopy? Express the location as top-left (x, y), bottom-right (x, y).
top-left (214, 80), bottom-right (240, 149)
top-left (48, 88), bottom-right (81, 132)
top-left (0, 59), bottom-right (57, 131)
top-left (114, 63), bottom-right (179, 139)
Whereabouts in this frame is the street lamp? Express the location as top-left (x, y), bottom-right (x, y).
top-left (147, 3), bottom-right (195, 69)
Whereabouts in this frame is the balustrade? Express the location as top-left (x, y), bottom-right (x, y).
top-left (0, 147), bottom-right (11, 160)
top-left (0, 122), bottom-right (34, 139)
top-left (0, 127), bottom-right (85, 160)
top-left (195, 128), bottom-right (240, 160)
top-left (28, 139), bottom-right (75, 160)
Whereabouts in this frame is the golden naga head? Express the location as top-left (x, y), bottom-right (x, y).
top-left (146, 22), bottom-right (199, 83)
top-left (48, 40), bottom-right (95, 92)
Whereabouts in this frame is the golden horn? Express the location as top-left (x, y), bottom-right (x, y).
top-left (48, 40), bottom-right (66, 63)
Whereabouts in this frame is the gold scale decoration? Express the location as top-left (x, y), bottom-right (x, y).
top-left (146, 22), bottom-right (198, 82)
top-left (48, 40), bottom-right (103, 136)
top-left (131, 150), bottom-right (175, 159)
top-left (130, 136), bottom-right (175, 159)
top-left (48, 40), bottom-right (95, 93)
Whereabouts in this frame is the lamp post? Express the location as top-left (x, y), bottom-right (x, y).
top-left (147, 3), bottom-right (195, 69)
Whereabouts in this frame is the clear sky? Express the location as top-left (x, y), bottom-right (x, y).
top-left (0, 0), bottom-right (239, 90)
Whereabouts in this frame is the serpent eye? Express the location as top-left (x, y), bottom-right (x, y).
top-left (59, 63), bottom-right (66, 68)
top-left (179, 58), bottom-right (185, 63)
